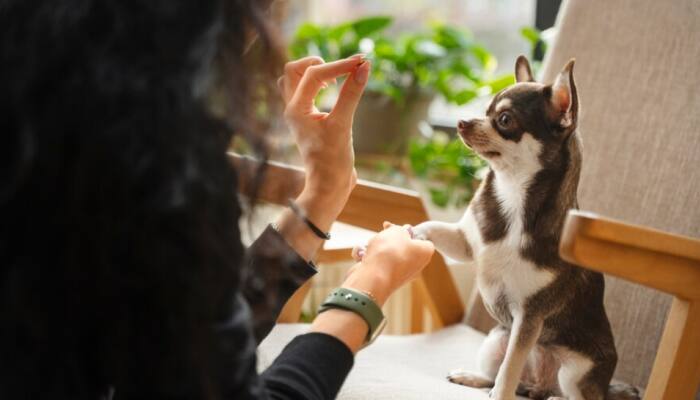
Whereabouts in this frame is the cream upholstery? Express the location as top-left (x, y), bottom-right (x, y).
top-left (258, 324), bottom-right (529, 400)
top-left (541, 0), bottom-right (700, 391)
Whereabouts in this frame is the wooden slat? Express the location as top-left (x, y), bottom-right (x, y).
top-left (419, 253), bottom-right (466, 328)
top-left (232, 154), bottom-right (305, 204)
top-left (410, 282), bottom-right (425, 333)
top-left (230, 153), bottom-right (465, 328)
top-left (316, 247), bottom-right (353, 264)
top-left (644, 298), bottom-right (700, 400)
top-left (567, 211), bottom-right (700, 262)
top-left (231, 154), bottom-right (425, 229)
top-left (560, 210), bottom-right (700, 300)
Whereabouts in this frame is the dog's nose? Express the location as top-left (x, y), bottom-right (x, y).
top-left (458, 119), bottom-right (476, 131)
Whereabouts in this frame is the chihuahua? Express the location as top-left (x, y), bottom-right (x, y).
top-left (409, 57), bottom-right (639, 400)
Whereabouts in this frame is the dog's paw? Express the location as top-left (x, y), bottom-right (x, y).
top-left (351, 245), bottom-right (366, 261)
top-left (410, 223), bottom-right (430, 241)
top-left (609, 381), bottom-right (642, 400)
top-left (446, 369), bottom-right (494, 389)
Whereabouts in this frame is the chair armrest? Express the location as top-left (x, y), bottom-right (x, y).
top-left (230, 153), bottom-right (434, 228)
top-left (560, 210), bottom-right (700, 400)
top-left (560, 210), bottom-right (700, 299)
top-left (230, 153), bottom-right (465, 328)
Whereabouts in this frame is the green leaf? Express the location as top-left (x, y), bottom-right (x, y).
top-left (452, 89), bottom-right (478, 105)
top-left (520, 26), bottom-right (541, 46)
top-left (328, 23), bottom-right (352, 41)
top-left (471, 45), bottom-right (497, 72)
top-left (485, 74), bottom-right (516, 93)
top-left (414, 40), bottom-right (447, 58)
top-left (429, 188), bottom-right (450, 208)
top-left (295, 23), bottom-right (322, 41)
top-left (408, 134), bottom-right (486, 207)
top-left (351, 16), bottom-right (393, 37)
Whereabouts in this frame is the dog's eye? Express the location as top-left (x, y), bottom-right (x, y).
top-left (497, 112), bottom-right (513, 129)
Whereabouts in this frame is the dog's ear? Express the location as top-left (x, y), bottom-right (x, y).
top-left (515, 55), bottom-right (534, 83)
top-left (550, 59), bottom-right (577, 128)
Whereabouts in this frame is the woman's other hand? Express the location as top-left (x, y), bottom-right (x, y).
top-left (278, 55), bottom-right (370, 219)
top-left (310, 222), bottom-right (434, 353)
top-left (342, 222), bottom-right (435, 306)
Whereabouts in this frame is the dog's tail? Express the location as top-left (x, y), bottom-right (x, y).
top-left (607, 381), bottom-right (641, 400)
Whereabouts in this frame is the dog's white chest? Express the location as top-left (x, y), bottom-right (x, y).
top-left (460, 176), bottom-right (555, 319)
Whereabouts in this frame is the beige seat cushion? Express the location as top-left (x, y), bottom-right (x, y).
top-left (258, 324), bottom-right (530, 400)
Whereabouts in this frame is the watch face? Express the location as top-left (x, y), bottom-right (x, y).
top-left (370, 318), bottom-right (388, 343)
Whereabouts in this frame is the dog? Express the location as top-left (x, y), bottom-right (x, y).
top-left (409, 57), bottom-right (640, 400)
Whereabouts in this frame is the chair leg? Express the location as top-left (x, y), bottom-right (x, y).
top-left (410, 281), bottom-right (425, 333)
top-left (644, 297), bottom-right (700, 400)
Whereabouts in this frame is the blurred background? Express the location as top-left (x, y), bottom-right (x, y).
top-left (242, 0), bottom-right (563, 334)
top-left (261, 0), bottom-right (561, 197)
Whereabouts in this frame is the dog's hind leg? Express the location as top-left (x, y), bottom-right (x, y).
top-left (447, 325), bottom-right (506, 388)
top-left (447, 325), bottom-right (508, 389)
top-left (556, 349), bottom-right (614, 400)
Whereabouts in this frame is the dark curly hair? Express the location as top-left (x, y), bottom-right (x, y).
top-left (0, 0), bottom-right (283, 397)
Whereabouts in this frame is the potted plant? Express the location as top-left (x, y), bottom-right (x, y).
top-left (289, 17), bottom-right (514, 155)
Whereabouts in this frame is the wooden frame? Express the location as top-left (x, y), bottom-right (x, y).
top-left (560, 210), bottom-right (700, 400)
top-left (231, 153), bottom-right (465, 331)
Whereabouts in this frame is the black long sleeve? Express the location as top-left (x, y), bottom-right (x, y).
top-left (242, 225), bottom-right (318, 343)
top-left (261, 333), bottom-right (354, 399)
top-left (207, 225), bottom-right (353, 400)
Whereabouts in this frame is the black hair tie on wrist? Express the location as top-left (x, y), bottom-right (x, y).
top-left (287, 198), bottom-right (331, 240)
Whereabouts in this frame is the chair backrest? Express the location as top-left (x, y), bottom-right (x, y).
top-left (541, 0), bottom-right (700, 389)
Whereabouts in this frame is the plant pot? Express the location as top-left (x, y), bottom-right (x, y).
top-left (352, 89), bottom-right (435, 155)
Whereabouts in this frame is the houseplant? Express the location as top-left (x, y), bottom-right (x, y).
top-left (289, 17), bottom-right (513, 155)
top-left (408, 131), bottom-right (486, 208)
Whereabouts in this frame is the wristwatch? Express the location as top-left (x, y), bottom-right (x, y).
top-left (318, 287), bottom-right (387, 346)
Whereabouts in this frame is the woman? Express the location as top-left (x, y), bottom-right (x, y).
top-left (0, 0), bottom-right (435, 399)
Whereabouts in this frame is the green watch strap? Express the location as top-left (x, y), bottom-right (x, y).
top-left (318, 287), bottom-right (385, 344)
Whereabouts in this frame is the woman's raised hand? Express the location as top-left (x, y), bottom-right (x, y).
top-left (278, 55), bottom-right (370, 219)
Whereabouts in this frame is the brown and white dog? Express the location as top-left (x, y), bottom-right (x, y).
top-left (410, 57), bottom-right (639, 400)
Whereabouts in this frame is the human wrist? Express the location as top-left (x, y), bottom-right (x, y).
top-left (341, 263), bottom-right (392, 307)
top-left (304, 167), bottom-right (355, 202)
top-left (311, 308), bottom-right (368, 354)
top-left (296, 187), bottom-right (349, 230)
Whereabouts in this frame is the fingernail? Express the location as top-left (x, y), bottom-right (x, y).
top-left (350, 53), bottom-right (366, 60)
top-left (355, 61), bottom-right (370, 84)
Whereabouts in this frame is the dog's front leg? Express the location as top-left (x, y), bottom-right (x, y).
top-left (411, 221), bottom-right (473, 262)
top-left (490, 315), bottom-right (543, 400)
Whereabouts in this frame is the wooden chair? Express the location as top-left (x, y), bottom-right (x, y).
top-left (254, 0), bottom-right (700, 398)
top-left (232, 154), bottom-right (466, 332)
